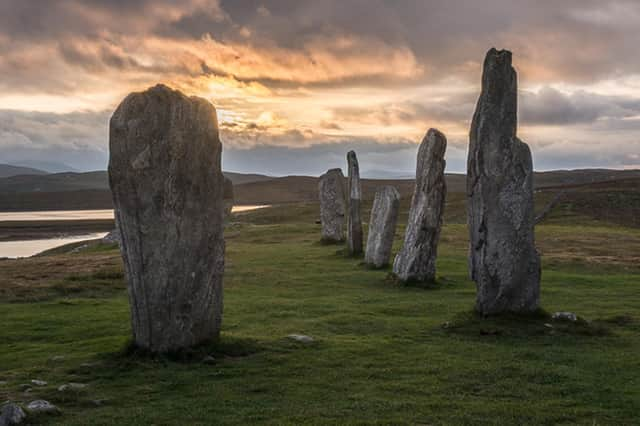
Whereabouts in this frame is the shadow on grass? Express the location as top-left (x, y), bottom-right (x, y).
top-left (93, 335), bottom-right (263, 367)
top-left (384, 273), bottom-right (449, 290)
top-left (442, 309), bottom-right (612, 339)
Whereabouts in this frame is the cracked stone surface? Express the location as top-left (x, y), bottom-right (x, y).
top-left (365, 186), bottom-right (400, 268)
top-left (109, 84), bottom-right (224, 352)
top-left (467, 49), bottom-right (540, 314)
top-left (393, 129), bottom-right (447, 283)
top-left (318, 168), bottom-right (346, 243)
top-left (346, 151), bottom-right (363, 255)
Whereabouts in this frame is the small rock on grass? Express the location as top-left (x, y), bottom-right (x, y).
top-left (58, 383), bottom-right (87, 392)
top-left (26, 400), bottom-right (58, 414)
top-left (552, 312), bottom-right (578, 322)
top-left (30, 380), bottom-right (47, 387)
top-left (202, 355), bottom-right (216, 365)
top-left (287, 334), bottom-right (314, 343)
top-left (0, 403), bottom-right (26, 426)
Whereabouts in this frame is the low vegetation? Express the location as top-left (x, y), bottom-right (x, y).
top-left (1, 198), bottom-right (639, 424)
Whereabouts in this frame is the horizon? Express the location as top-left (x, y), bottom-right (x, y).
top-left (2, 1), bottom-right (640, 175)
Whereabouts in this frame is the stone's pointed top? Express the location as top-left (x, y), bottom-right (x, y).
top-left (420, 128), bottom-right (447, 160)
top-left (347, 150), bottom-right (357, 160)
top-left (486, 48), bottom-right (512, 63)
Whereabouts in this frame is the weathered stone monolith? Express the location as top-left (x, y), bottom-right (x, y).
top-left (318, 168), bottom-right (346, 242)
top-left (109, 84), bottom-right (224, 353)
top-left (365, 186), bottom-right (400, 268)
top-left (392, 129), bottom-right (447, 283)
top-left (223, 177), bottom-right (234, 217)
top-left (467, 48), bottom-right (541, 314)
top-left (346, 151), bottom-right (363, 255)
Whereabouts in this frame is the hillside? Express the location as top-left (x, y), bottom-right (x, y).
top-left (0, 170), bottom-right (272, 193)
top-left (1, 194), bottom-right (639, 424)
top-left (0, 163), bottom-right (47, 178)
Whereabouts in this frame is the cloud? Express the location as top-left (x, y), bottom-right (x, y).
top-left (1, 1), bottom-right (640, 173)
top-left (520, 87), bottom-right (640, 126)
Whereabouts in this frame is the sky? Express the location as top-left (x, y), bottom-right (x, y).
top-left (1, 0), bottom-right (640, 176)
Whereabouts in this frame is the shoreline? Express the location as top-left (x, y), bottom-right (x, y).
top-left (0, 219), bottom-right (115, 242)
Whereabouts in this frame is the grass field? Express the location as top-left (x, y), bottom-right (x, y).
top-left (1, 200), bottom-right (639, 425)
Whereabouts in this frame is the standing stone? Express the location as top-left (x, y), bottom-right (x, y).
top-left (109, 84), bottom-right (224, 352)
top-left (365, 186), bottom-right (400, 268)
top-left (346, 151), bottom-right (363, 255)
top-left (393, 129), bottom-right (447, 283)
top-left (318, 168), bottom-right (346, 243)
top-left (223, 177), bottom-right (234, 218)
top-left (467, 48), bottom-right (540, 314)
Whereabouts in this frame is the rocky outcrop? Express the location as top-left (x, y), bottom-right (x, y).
top-left (467, 49), bottom-right (541, 314)
top-left (318, 168), bottom-right (346, 243)
top-left (393, 129), bottom-right (447, 283)
top-left (364, 186), bottom-right (400, 268)
top-left (109, 84), bottom-right (224, 352)
top-left (346, 151), bottom-right (363, 255)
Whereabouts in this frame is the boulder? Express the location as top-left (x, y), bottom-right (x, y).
top-left (393, 129), bottom-right (447, 283)
top-left (109, 84), bottom-right (225, 352)
top-left (287, 334), bottom-right (314, 343)
top-left (0, 403), bottom-right (26, 426)
top-left (364, 186), bottom-right (400, 268)
top-left (318, 168), bottom-right (346, 243)
top-left (346, 151), bottom-right (363, 255)
top-left (25, 400), bottom-right (58, 415)
top-left (467, 48), bottom-right (541, 314)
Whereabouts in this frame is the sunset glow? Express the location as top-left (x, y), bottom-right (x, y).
top-left (1, 1), bottom-right (640, 175)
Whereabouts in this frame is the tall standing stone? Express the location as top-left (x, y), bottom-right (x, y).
top-left (346, 151), bottom-right (363, 255)
top-left (393, 129), bottom-right (447, 283)
top-left (319, 168), bottom-right (346, 242)
top-left (223, 177), bottom-right (234, 218)
top-left (109, 84), bottom-right (224, 352)
top-left (467, 48), bottom-right (540, 314)
top-left (365, 185), bottom-right (400, 268)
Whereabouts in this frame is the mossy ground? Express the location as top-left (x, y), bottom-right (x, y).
top-left (1, 201), bottom-right (639, 425)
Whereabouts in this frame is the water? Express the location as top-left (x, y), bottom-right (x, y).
top-left (0, 205), bottom-right (269, 221)
top-left (0, 232), bottom-right (108, 258)
top-left (0, 205), bottom-right (270, 258)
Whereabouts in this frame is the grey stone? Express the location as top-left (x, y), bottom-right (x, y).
top-left (223, 177), bottom-right (234, 218)
top-left (393, 129), bottom-right (447, 283)
top-left (552, 312), bottom-right (577, 322)
top-left (30, 380), bottom-right (46, 387)
top-left (0, 403), bottom-right (26, 426)
top-left (318, 168), bottom-right (346, 243)
top-left (287, 334), bottom-right (314, 343)
top-left (467, 48), bottom-right (541, 314)
top-left (346, 151), bottom-right (363, 255)
top-left (26, 400), bottom-right (58, 414)
top-left (58, 383), bottom-right (87, 392)
top-left (364, 186), bottom-right (400, 268)
top-left (202, 355), bottom-right (216, 365)
top-left (109, 84), bottom-right (225, 353)
top-left (49, 355), bottom-right (65, 362)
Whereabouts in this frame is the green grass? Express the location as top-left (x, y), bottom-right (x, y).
top-left (1, 203), bottom-right (639, 424)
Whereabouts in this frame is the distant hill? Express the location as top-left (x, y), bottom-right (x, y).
top-left (222, 171), bottom-right (274, 185)
top-left (0, 168), bottom-right (639, 212)
top-left (0, 163), bottom-right (48, 178)
top-left (14, 161), bottom-right (79, 173)
top-left (534, 169), bottom-right (640, 188)
top-left (0, 170), bottom-right (273, 193)
top-left (0, 171), bottom-right (109, 193)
